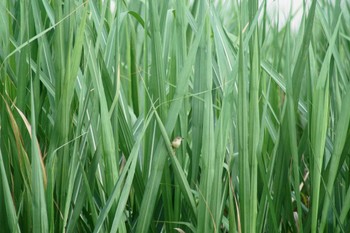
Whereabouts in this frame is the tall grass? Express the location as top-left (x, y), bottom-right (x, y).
top-left (1, 0), bottom-right (350, 232)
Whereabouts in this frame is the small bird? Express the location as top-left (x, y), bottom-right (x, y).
top-left (171, 136), bottom-right (184, 149)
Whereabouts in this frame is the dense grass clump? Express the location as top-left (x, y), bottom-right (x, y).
top-left (1, 0), bottom-right (350, 232)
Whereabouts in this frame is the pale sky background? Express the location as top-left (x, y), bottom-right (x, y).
top-left (264, 0), bottom-right (307, 32)
top-left (109, 0), bottom-right (311, 32)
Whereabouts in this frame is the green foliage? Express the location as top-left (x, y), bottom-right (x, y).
top-left (1, 0), bottom-right (350, 232)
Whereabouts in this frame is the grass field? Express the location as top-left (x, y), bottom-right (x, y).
top-left (1, 0), bottom-right (350, 232)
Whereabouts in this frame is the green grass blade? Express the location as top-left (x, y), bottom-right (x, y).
top-left (0, 149), bottom-right (21, 233)
top-left (30, 80), bottom-right (48, 232)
